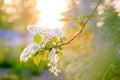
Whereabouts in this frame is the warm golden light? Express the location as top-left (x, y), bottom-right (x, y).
top-left (36, 0), bottom-right (68, 29)
top-left (4, 0), bottom-right (12, 4)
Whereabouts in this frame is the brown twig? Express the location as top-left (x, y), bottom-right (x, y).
top-left (59, 0), bottom-right (102, 47)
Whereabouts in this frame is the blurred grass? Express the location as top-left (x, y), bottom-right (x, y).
top-left (0, 45), bottom-right (48, 79)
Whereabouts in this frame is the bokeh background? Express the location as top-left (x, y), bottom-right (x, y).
top-left (0, 0), bottom-right (120, 80)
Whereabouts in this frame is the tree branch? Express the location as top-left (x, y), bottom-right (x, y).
top-left (59, 0), bottom-right (102, 47)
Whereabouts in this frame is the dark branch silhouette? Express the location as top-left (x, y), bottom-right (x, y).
top-left (59, 0), bottom-right (102, 47)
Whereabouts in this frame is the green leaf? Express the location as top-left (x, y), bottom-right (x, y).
top-left (58, 46), bottom-right (63, 50)
top-left (52, 36), bottom-right (59, 43)
top-left (34, 33), bottom-right (42, 43)
top-left (61, 37), bottom-right (67, 44)
top-left (80, 14), bottom-right (97, 19)
top-left (45, 41), bottom-right (54, 49)
top-left (33, 50), bottom-right (48, 65)
top-left (57, 51), bottom-right (63, 58)
top-left (33, 52), bottom-right (41, 65)
top-left (79, 21), bottom-right (85, 27)
top-left (59, 18), bottom-right (68, 21)
top-left (41, 50), bottom-right (48, 61)
top-left (42, 53), bottom-right (47, 61)
top-left (73, 17), bottom-right (79, 21)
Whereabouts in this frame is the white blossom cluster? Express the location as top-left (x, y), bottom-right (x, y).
top-left (20, 42), bottom-right (41, 62)
top-left (27, 25), bottom-right (50, 37)
top-left (51, 28), bottom-right (64, 39)
top-left (20, 25), bottom-right (63, 76)
top-left (48, 48), bottom-right (61, 76)
top-left (27, 25), bottom-right (63, 40)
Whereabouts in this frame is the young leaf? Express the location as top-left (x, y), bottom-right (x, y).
top-left (80, 14), bottom-right (97, 19)
top-left (57, 51), bottom-right (63, 58)
top-left (52, 36), bottom-right (59, 43)
top-left (73, 17), bottom-right (79, 21)
top-left (41, 51), bottom-right (47, 61)
top-left (34, 33), bottom-right (42, 43)
top-left (61, 37), bottom-right (67, 44)
top-left (45, 41), bottom-right (54, 49)
top-left (79, 21), bottom-right (85, 27)
top-left (58, 46), bottom-right (63, 50)
top-left (33, 53), bottom-right (41, 65)
top-left (59, 18), bottom-right (68, 21)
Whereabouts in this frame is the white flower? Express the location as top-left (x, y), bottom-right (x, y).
top-left (49, 65), bottom-right (61, 76)
top-left (27, 25), bottom-right (64, 41)
top-left (48, 63), bottom-right (52, 67)
top-left (20, 42), bottom-right (41, 62)
top-left (47, 48), bottom-right (61, 76)
top-left (48, 49), bottom-right (59, 65)
top-left (27, 25), bottom-right (49, 36)
top-left (51, 28), bottom-right (64, 38)
top-left (48, 48), bottom-right (56, 58)
top-left (50, 54), bottom-right (59, 65)
top-left (27, 25), bottom-right (53, 41)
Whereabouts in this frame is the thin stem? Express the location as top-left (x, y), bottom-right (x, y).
top-left (59, 0), bottom-right (102, 47)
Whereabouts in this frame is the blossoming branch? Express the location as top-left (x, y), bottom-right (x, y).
top-left (20, 0), bottom-right (102, 76)
top-left (20, 25), bottom-right (66, 76)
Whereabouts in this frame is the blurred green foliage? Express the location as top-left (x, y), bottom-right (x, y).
top-left (98, 5), bottom-right (120, 80)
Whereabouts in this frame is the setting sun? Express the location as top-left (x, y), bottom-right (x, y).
top-left (36, 0), bottom-right (68, 29)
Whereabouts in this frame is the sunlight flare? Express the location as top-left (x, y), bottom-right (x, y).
top-left (36, 0), bottom-right (68, 29)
